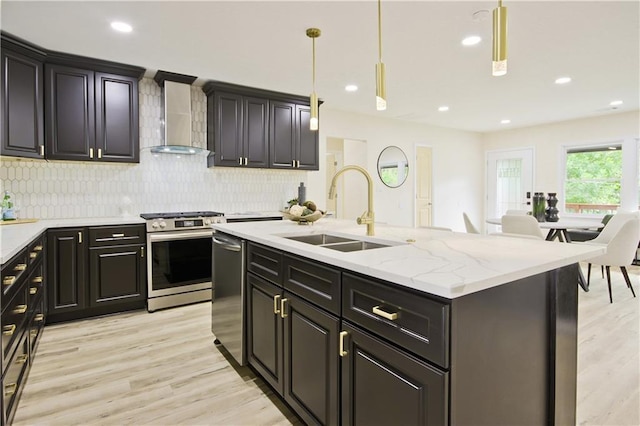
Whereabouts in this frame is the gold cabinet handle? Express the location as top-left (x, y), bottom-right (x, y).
top-left (98, 148), bottom-right (102, 159)
top-left (16, 354), bottom-right (28, 364)
top-left (34, 314), bottom-right (44, 322)
top-left (112, 233), bottom-right (125, 238)
top-left (244, 157), bottom-right (248, 166)
top-left (40, 145), bottom-right (45, 156)
top-left (296, 160), bottom-right (300, 168)
top-left (30, 251), bottom-right (38, 259)
top-left (14, 263), bottom-right (27, 271)
top-left (2, 324), bottom-right (16, 336)
top-left (13, 305), bottom-right (27, 314)
top-left (78, 231), bottom-right (83, 244)
top-left (30, 329), bottom-right (38, 338)
top-left (32, 276), bottom-right (43, 284)
top-left (33, 245), bottom-right (43, 251)
top-left (89, 147), bottom-right (94, 158)
top-left (372, 305), bottom-right (398, 321)
top-left (292, 160), bottom-right (296, 168)
top-left (141, 246), bottom-right (145, 258)
top-left (238, 158), bottom-right (243, 166)
top-left (273, 294), bottom-right (281, 315)
top-left (3, 276), bottom-right (16, 286)
top-left (339, 331), bottom-right (348, 357)
top-left (4, 383), bottom-right (17, 397)
top-left (30, 287), bottom-right (38, 295)
top-left (280, 298), bottom-right (288, 318)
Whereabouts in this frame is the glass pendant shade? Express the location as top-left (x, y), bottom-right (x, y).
top-left (310, 91), bottom-right (319, 131)
top-left (376, 62), bottom-right (387, 111)
top-left (492, 2), bottom-right (507, 76)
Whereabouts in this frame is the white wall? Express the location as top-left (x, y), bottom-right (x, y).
top-left (482, 110), bottom-right (640, 213)
top-left (306, 108), bottom-right (484, 231)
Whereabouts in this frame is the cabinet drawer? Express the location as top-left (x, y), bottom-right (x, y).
top-left (88, 224), bottom-right (145, 247)
top-left (1, 284), bottom-right (29, 371)
top-left (27, 234), bottom-right (45, 266)
top-left (3, 332), bottom-right (30, 425)
top-left (283, 254), bottom-right (341, 315)
top-left (1, 248), bottom-right (28, 299)
top-left (342, 273), bottom-right (450, 369)
top-left (247, 242), bottom-right (283, 286)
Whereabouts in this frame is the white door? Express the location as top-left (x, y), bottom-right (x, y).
top-left (415, 146), bottom-right (433, 227)
top-left (486, 148), bottom-right (534, 225)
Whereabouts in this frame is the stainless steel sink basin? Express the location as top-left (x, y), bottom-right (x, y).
top-left (283, 233), bottom-right (395, 252)
top-left (285, 234), bottom-right (356, 245)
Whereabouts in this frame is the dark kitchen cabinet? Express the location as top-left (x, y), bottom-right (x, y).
top-left (0, 33), bottom-right (45, 159)
top-left (47, 224), bottom-right (146, 323)
top-left (45, 64), bottom-right (140, 163)
top-left (340, 322), bottom-right (447, 426)
top-left (210, 91), bottom-right (268, 167)
top-left (203, 81), bottom-right (318, 170)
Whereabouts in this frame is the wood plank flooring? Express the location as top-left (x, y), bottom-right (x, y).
top-left (13, 264), bottom-right (640, 425)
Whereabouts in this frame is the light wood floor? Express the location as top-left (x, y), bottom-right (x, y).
top-left (13, 264), bottom-right (640, 425)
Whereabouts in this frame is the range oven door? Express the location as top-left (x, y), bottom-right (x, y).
top-left (147, 229), bottom-right (213, 298)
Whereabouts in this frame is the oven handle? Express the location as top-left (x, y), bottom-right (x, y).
top-left (212, 234), bottom-right (242, 252)
top-left (149, 230), bottom-right (213, 242)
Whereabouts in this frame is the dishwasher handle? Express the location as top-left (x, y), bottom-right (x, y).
top-left (212, 234), bottom-right (242, 252)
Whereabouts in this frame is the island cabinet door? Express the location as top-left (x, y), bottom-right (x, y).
top-left (246, 272), bottom-right (284, 393)
top-left (340, 322), bottom-right (448, 426)
top-left (282, 292), bottom-right (340, 426)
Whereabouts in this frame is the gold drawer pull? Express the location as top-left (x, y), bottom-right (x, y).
top-left (112, 233), bottom-right (125, 238)
top-left (14, 263), bottom-right (27, 271)
top-left (30, 329), bottom-right (38, 338)
top-left (339, 331), bottom-right (348, 357)
top-left (13, 305), bottom-right (27, 314)
top-left (30, 287), bottom-right (38, 295)
top-left (32, 276), bottom-right (43, 284)
top-left (3, 276), bottom-right (16, 286)
top-left (34, 314), bottom-right (44, 322)
top-left (16, 354), bottom-right (28, 364)
top-left (4, 383), bottom-right (17, 397)
top-left (273, 295), bottom-right (281, 314)
top-left (33, 245), bottom-right (43, 251)
top-left (30, 252), bottom-right (38, 259)
top-left (2, 324), bottom-right (16, 336)
top-left (280, 298), bottom-right (288, 319)
top-left (372, 305), bottom-right (398, 321)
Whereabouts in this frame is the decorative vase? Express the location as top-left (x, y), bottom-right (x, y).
top-left (545, 193), bottom-right (559, 222)
top-left (532, 192), bottom-right (546, 222)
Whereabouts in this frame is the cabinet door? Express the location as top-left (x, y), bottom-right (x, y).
top-left (95, 72), bottom-right (139, 163)
top-left (45, 64), bottom-right (95, 160)
top-left (246, 273), bottom-right (284, 393)
top-left (269, 100), bottom-right (296, 168)
top-left (213, 91), bottom-right (243, 167)
top-left (0, 49), bottom-right (44, 158)
top-left (283, 293), bottom-right (340, 426)
top-left (46, 228), bottom-right (87, 314)
top-left (88, 244), bottom-right (145, 307)
top-left (243, 96), bottom-right (269, 167)
top-left (295, 104), bottom-right (319, 170)
top-left (341, 322), bottom-right (448, 426)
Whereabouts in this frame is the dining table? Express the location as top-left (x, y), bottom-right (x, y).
top-left (486, 216), bottom-right (604, 292)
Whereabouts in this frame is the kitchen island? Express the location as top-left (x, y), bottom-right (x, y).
top-left (211, 219), bottom-right (605, 425)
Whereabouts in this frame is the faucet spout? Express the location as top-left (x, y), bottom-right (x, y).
top-left (328, 165), bottom-right (375, 236)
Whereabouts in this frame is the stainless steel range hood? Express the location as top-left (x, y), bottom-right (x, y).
top-left (151, 71), bottom-right (205, 155)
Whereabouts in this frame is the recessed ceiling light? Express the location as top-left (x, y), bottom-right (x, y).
top-left (345, 84), bottom-right (358, 92)
top-left (111, 21), bottom-right (132, 33)
top-left (461, 36), bottom-right (482, 46)
top-left (500, 119), bottom-right (511, 124)
top-left (609, 100), bottom-right (623, 106)
top-left (555, 76), bottom-right (572, 85)
top-left (438, 106), bottom-right (449, 112)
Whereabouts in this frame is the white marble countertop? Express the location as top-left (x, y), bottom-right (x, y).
top-left (0, 216), bottom-right (144, 263)
top-left (212, 218), bottom-right (606, 299)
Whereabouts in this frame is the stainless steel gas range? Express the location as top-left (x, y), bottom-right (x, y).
top-left (140, 211), bottom-right (226, 312)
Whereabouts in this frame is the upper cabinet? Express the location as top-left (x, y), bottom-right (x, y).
top-left (0, 32), bottom-right (144, 163)
top-left (0, 33), bottom-right (46, 159)
top-left (203, 81), bottom-right (319, 170)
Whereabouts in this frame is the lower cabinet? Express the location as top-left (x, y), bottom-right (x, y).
top-left (89, 244), bottom-right (145, 308)
top-left (47, 228), bottom-right (87, 315)
top-left (340, 322), bottom-right (447, 426)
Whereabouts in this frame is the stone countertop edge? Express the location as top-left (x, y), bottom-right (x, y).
top-left (0, 216), bottom-right (145, 264)
top-left (212, 218), bottom-right (606, 299)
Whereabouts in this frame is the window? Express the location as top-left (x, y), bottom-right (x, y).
top-left (564, 145), bottom-right (622, 215)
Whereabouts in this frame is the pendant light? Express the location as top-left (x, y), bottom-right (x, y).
top-left (306, 28), bottom-right (321, 131)
top-left (376, 0), bottom-right (387, 110)
top-left (492, 0), bottom-right (508, 76)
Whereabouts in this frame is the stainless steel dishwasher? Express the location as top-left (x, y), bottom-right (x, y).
top-left (211, 231), bottom-right (246, 365)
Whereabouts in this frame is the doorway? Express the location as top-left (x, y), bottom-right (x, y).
top-left (414, 145), bottom-right (433, 227)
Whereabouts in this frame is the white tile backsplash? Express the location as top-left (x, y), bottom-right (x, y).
top-left (0, 78), bottom-right (304, 219)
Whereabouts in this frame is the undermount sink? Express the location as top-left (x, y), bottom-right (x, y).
top-left (283, 233), bottom-right (396, 252)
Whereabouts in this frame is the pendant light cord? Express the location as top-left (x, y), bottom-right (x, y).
top-left (378, 0), bottom-right (383, 62)
top-left (312, 36), bottom-right (316, 91)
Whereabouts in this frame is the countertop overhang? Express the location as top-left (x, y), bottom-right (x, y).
top-left (212, 219), bottom-right (606, 299)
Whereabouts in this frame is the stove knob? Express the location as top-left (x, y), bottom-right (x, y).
top-left (159, 221), bottom-right (166, 229)
top-left (204, 218), bottom-right (211, 226)
top-left (151, 221), bottom-right (159, 229)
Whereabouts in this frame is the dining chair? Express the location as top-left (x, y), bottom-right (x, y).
top-left (501, 214), bottom-right (545, 239)
top-left (462, 212), bottom-right (479, 234)
top-left (582, 218), bottom-right (639, 303)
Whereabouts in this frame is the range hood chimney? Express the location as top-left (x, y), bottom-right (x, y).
top-left (151, 71), bottom-right (204, 154)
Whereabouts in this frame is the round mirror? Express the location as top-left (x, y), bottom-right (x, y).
top-left (377, 146), bottom-right (409, 188)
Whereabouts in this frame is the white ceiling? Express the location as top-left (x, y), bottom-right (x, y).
top-left (2, 0), bottom-right (638, 133)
